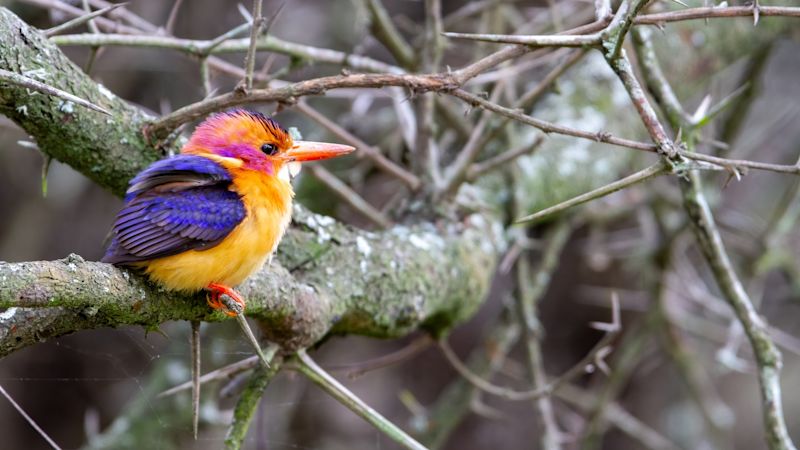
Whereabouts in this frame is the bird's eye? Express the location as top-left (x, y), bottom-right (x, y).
top-left (261, 143), bottom-right (278, 156)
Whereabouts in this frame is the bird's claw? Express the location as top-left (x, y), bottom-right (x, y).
top-left (206, 283), bottom-right (245, 316)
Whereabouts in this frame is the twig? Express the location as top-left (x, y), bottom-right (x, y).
top-left (650, 217), bottom-right (733, 441)
top-left (466, 135), bottom-right (544, 181)
top-left (158, 356), bottom-right (259, 398)
top-left (516, 220), bottom-right (574, 450)
top-left (224, 352), bottom-right (283, 450)
top-left (459, 48), bottom-right (588, 173)
top-left (580, 313), bottom-right (656, 448)
top-left (363, 0), bottom-right (416, 69)
top-left (200, 23), bottom-right (253, 56)
top-left (636, 5), bottom-right (800, 24)
top-left (240, 0), bottom-right (263, 91)
top-left (601, 0), bottom-right (650, 62)
top-left (514, 162), bottom-right (668, 224)
top-left (328, 334), bottom-right (433, 379)
top-left (545, 0), bottom-right (563, 31)
top-left (43, 2), bottom-right (127, 36)
top-left (80, 0), bottom-right (99, 34)
top-left (164, 0), bottom-right (184, 35)
top-left (683, 172), bottom-right (795, 450)
top-left (79, 0), bottom-right (100, 75)
top-left (419, 313), bottom-right (521, 448)
top-left (306, 165), bottom-right (392, 229)
top-left (0, 69), bottom-right (110, 115)
top-left (595, 0), bottom-right (612, 22)
top-left (442, 0), bottom-right (511, 29)
top-left (682, 152), bottom-right (800, 176)
top-left (449, 88), bottom-right (656, 152)
top-left (416, 0), bottom-right (445, 186)
top-left (442, 31), bottom-right (601, 47)
top-left (555, 383), bottom-right (682, 450)
top-left (293, 349), bottom-right (427, 450)
top-left (446, 18), bottom-right (612, 86)
top-left (295, 101), bottom-right (421, 189)
top-left (604, 51), bottom-right (675, 158)
top-left (445, 0), bottom-right (746, 52)
top-left (439, 81), bottom-right (508, 197)
top-left (30, 15), bottom-right (800, 178)
top-left (52, 6), bottom-right (799, 181)
top-left (87, 0), bottom-right (156, 31)
top-left (630, 27), bottom-right (693, 127)
top-left (0, 384), bottom-right (62, 450)
top-left (51, 33), bottom-right (403, 74)
top-left (515, 48), bottom-right (587, 109)
top-left (437, 294), bottom-right (621, 402)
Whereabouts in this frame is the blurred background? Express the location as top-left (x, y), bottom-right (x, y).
top-left (1, 0), bottom-right (799, 449)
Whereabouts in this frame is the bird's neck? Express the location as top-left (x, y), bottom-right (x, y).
top-left (229, 167), bottom-right (294, 219)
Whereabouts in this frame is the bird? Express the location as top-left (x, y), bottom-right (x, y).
top-left (102, 109), bottom-right (354, 314)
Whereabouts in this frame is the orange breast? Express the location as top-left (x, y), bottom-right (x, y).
top-left (140, 168), bottom-right (294, 291)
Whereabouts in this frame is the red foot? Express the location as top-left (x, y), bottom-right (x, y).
top-left (206, 283), bottom-right (245, 317)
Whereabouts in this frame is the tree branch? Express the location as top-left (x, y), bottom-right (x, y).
top-left (0, 204), bottom-right (497, 357)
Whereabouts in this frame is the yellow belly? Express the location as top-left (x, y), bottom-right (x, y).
top-left (140, 169), bottom-right (293, 291)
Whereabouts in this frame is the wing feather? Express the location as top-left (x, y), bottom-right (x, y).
top-left (103, 155), bottom-right (246, 265)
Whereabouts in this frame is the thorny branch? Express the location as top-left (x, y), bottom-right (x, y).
top-left (615, 16), bottom-right (796, 450)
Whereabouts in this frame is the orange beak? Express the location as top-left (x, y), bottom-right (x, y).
top-left (282, 141), bottom-right (355, 162)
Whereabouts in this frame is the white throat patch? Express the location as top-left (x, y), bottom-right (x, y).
top-left (278, 161), bottom-right (302, 182)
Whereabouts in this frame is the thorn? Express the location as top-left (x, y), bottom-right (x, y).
top-left (594, 346), bottom-right (613, 375)
top-left (237, 3), bottom-right (253, 21)
top-left (398, 389), bottom-right (429, 429)
top-left (43, 2), bottom-right (128, 37)
top-left (691, 94), bottom-right (712, 123)
top-left (191, 320), bottom-right (201, 440)
top-left (41, 154), bottom-right (52, 198)
top-left (722, 167), bottom-right (742, 189)
top-left (589, 292), bottom-right (621, 332)
top-left (589, 321), bottom-right (618, 333)
top-left (218, 293), bottom-right (272, 369)
top-left (0, 69), bottom-right (111, 115)
top-left (753, 0), bottom-right (760, 26)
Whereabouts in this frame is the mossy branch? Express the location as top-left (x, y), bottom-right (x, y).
top-left (0, 8), bottom-right (165, 197)
top-left (0, 205), bottom-right (497, 357)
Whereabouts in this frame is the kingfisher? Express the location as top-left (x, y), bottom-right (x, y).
top-left (102, 109), bottom-right (354, 314)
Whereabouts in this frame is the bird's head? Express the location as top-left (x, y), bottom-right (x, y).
top-left (182, 109), bottom-right (354, 176)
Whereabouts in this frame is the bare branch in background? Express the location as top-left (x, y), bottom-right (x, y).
top-left (438, 294), bottom-right (621, 402)
top-left (42, 2), bottom-right (126, 36)
top-left (515, 162), bottom-right (669, 224)
top-left (0, 385), bottom-right (62, 450)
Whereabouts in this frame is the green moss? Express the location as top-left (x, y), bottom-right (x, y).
top-left (0, 8), bottom-right (174, 198)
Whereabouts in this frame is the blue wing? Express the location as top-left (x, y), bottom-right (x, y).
top-left (102, 155), bottom-right (246, 265)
